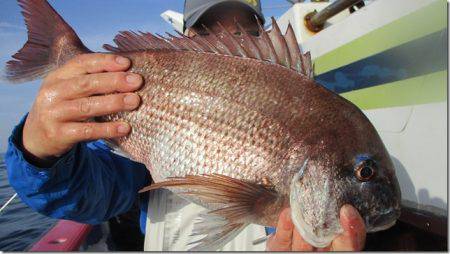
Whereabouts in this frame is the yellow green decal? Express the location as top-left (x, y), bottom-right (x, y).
top-left (314, 0), bottom-right (447, 75)
top-left (341, 70), bottom-right (447, 110)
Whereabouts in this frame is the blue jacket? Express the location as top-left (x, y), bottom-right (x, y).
top-left (5, 116), bottom-right (151, 232)
top-left (5, 116), bottom-right (276, 235)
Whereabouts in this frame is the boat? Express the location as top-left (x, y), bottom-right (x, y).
top-left (276, 0), bottom-right (448, 241)
top-left (28, 0), bottom-right (447, 251)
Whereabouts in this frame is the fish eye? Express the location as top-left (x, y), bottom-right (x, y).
top-left (355, 160), bottom-right (375, 181)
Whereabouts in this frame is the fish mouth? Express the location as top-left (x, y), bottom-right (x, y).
top-left (367, 208), bottom-right (401, 232)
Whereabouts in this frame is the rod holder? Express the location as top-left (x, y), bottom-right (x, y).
top-left (305, 0), bottom-right (363, 32)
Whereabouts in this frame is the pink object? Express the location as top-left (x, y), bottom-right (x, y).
top-left (29, 220), bottom-right (92, 251)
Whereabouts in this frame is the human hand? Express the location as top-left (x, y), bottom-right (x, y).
top-left (266, 205), bottom-right (366, 251)
top-left (22, 53), bottom-right (143, 165)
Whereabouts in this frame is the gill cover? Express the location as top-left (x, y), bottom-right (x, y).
top-left (289, 159), bottom-right (343, 248)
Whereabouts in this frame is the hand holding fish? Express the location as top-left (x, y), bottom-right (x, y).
top-left (266, 205), bottom-right (366, 251)
top-left (21, 53), bottom-right (143, 166)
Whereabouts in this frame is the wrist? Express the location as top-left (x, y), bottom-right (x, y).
top-left (20, 142), bottom-right (59, 168)
top-left (21, 121), bottom-right (60, 168)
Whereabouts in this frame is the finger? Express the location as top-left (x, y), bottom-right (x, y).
top-left (55, 72), bottom-right (143, 100)
top-left (291, 226), bottom-right (314, 251)
top-left (316, 246), bottom-right (332, 251)
top-left (53, 53), bottom-right (131, 79)
top-left (332, 204), bottom-right (366, 251)
top-left (61, 122), bottom-right (131, 143)
top-left (266, 208), bottom-right (293, 251)
top-left (54, 93), bottom-right (140, 121)
top-left (265, 234), bottom-right (277, 251)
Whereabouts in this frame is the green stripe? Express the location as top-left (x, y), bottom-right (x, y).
top-left (340, 70), bottom-right (447, 110)
top-left (314, 0), bottom-right (447, 75)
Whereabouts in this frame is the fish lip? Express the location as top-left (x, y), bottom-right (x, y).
top-left (367, 208), bottom-right (401, 232)
top-left (369, 219), bottom-right (397, 232)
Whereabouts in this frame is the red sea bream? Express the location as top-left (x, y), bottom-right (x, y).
top-left (6, 0), bottom-right (401, 250)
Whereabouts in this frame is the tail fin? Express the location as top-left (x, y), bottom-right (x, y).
top-left (5, 0), bottom-right (91, 83)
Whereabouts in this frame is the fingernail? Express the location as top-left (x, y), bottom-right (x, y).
top-left (124, 94), bottom-right (140, 108)
top-left (342, 204), bottom-right (358, 219)
top-left (126, 74), bottom-right (142, 87)
top-left (116, 56), bottom-right (129, 66)
top-left (118, 123), bottom-right (130, 134)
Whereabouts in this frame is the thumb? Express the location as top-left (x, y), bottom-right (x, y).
top-left (332, 204), bottom-right (366, 251)
top-left (266, 208), bottom-right (293, 251)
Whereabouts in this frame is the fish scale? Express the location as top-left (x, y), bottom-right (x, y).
top-left (6, 0), bottom-right (401, 250)
top-left (100, 51), bottom-right (297, 185)
top-left (112, 77), bottom-right (292, 184)
top-left (138, 51), bottom-right (306, 126)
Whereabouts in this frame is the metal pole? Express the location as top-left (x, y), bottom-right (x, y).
top-left (305, 0), bottom-right (363, 32)
top-left (286, 0), bottom-right (305, 3)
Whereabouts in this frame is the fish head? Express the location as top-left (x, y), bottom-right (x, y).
top-left (343, 153), bottom-right (401, 233)
top-left (288, 124), bottom-right (401, 247)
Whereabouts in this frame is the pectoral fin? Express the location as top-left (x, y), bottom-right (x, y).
top-left (139, 174), bottom-right (278, 250)
top-left (139, 174), bottom-right (277, 220)
top-left (188, 213), bottom-right (246, 251)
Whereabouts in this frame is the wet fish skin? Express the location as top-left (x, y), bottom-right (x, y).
top-left (105, 50), bottom-right (304, 186)
top-left (6, 0), bottom-right (401, 250)
top-left (103, 49), bottom-right (400, 236)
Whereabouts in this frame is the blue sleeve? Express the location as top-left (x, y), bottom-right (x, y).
top-left (4, 115), bottom-right (151, 225)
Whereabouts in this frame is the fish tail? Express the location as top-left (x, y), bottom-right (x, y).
top-left (5, 0), bottom-right (91, 83)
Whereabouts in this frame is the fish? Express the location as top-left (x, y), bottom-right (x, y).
top-left (6, 0), bottom-right (401, 250)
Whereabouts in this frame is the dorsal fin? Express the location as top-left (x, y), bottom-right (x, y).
top-left (254, 17), bottom-right (278, 64)
top-left (189, 30), bottom-right (220, 54)
top-left (103, 17), bottom-right (313, 77)
top-left (200, 24), bottom-right (234, 56)
top-left (285, 24), bottom-right (302, 73)
top-left (216, 21), bottom-right (249, 58)
top-left (235, 21), bottom-right (262, 60)
top-left (268, 17), bottom-right (291, 68)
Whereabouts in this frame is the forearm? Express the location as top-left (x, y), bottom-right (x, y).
top-left (5, 115), bottom-right (150, 224)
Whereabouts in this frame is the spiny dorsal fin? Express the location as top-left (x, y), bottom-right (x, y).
top-left (285, 24), bottom-right (302, 74)
top-left (268, 17), bottom-right (291, 68)
top-left (103, 17), bottom-right (313, 77)
top-left (301, 51), bottom-right (314, 79)
top-left (235, 21), bottom-right (263, 59)
top-left (188, 30), bottom-right (220, 54)
top-left (255, 16), bottom-right (278, 64)
top-left (201, 24), bottom-right (234, 56)
top-left (216, 21), bottom-right (249, 58)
